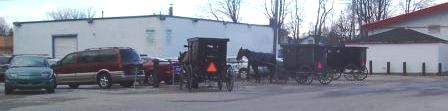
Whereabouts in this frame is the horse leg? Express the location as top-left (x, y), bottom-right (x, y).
top-left (253, 65), bottom-right (260, 83)
top-left (268, 66), bottom-right (274, 83)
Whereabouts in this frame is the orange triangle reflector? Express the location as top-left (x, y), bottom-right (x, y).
top-left (207, 62), bottom-right (218, 74)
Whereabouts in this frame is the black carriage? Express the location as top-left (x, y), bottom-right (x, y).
top-left (179, 37), bottom-right (234, 91)
top-left (327, 47), bottom-right (368, 81)
top-left (281, 44), bottom-right (333, 85)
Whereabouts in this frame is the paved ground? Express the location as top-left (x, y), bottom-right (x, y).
top-left (1, 75), bottom-right (448, 111)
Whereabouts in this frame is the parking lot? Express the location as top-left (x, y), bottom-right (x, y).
top-left (0, 75), bottom-right (448, 111)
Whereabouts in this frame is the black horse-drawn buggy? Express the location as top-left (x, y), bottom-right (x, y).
top-left (327, 47), bottom-right (368, 81)
top-left (281, 44), bottom-right (367, 85)
top-left (178, 37), bottom-right (234, 91)
top-left (281, 44), bottom-right (333, 85)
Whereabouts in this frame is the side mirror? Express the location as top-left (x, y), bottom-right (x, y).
top-left (184, 45), bottom-right (188, 48)
top-left (2, 64), bottom-right (9, 69)
top-left (140, 54), bottom-right (148, 57)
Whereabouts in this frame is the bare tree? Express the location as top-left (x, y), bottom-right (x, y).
top-left (263, 0), bottom-right (288, 28)
top-left (208, 0), bottom-right (242, 23)
top-left (353, 0), bottom-right (392, 37)
top-left (314, 0), bottom-right (334, 37)
top-left (400, 0), bottom-right (434, 14)
top-left (286, 0), bottom-right (303, 40)
top-left (47, 8), bottom-right (96, 20)
top-left (0, 17), bottom-right (10, 36)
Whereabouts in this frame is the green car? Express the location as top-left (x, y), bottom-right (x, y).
top-left (4, 55), bottom-right (56, 94)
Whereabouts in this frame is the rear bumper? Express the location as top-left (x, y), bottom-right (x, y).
top-left (5, 79), bottom-right (55, 89)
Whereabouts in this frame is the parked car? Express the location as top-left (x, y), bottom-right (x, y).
top-left (226, 57), bottom-right (249, 79)
top-left (0, 56), bottom-right (11, 82)
top-left (4, 55), bottom-right (56, 94)
top-left (52, 47), bottom-right (144, 89)
top-left (141, 57), bottom-right (177, 85)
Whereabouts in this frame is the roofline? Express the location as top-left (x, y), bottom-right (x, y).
top-left (362, 2), bottom-right (448, 30)
top-left (346, 41), bottom-right (448, 45)
top-left (13, 15), bottom-right (270, 27)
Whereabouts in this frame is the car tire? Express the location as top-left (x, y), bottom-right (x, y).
top-left (164, 79), bottom-right (173, 85)
top-left (120, 82), bottom-right (134, 88)
top-left (68, 84), bottom-right (79, 89)
top-left (239, 68), bottom-right (248, 79)
top-left (97, 73), bottom-right (112, 89)
top-left (4, 86), bottom-right (13, 95)
top-left (46, 88), bottom-right (55, 93)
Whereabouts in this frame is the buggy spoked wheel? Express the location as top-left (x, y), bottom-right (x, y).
top-left (343, 64), bottom-right (357, 81)
top-left (318, 72), bottom-right (333, 85)
top-left (354, 66), bottom-right (368, 81)
top-left (331, 69), bottom-right (342, 80)
top-left (218, 77), bottom-right (223, 91)
top-left (226, 67), bottom-right (235, 91)
top-left (187, 65), bottom-right (194, 92)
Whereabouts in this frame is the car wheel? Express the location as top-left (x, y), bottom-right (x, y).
top-left (46, 88), bottom-right (55, 93)
top-left (4, 86), bottom-right (13, 95)
top-left (97, 73), bottom-right (112, 89)
top-left (120, 82), bottom-right (134, 88)
top-left (239, 68), bottom-right (248, 79)
top-left (68, 84), bottom-right (79, 89)
top-left (164, 79), bottom-right (173, 85)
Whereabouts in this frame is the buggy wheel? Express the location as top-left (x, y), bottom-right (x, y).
top-left (187, 65), bottom-right (194, 91)
top-left (226, 67), bottom-right (235, 91)
top-left (179, 67), bottom-right (185, 90)
top-left (292, 66), bottom-right (313, 85)
top-left (331, 69), bottom-right (342, 80)
top-left (318, 72), bottom-right (333, 85)
top-left (343, 65), bottom-right (357, 81)
top-left (354, 66), bottom-right (368, 81)
top-left (218, 79), bottom-right (223, 91)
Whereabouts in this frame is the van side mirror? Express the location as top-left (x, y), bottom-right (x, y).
top-left (2, 64), bottom-right (9, 69)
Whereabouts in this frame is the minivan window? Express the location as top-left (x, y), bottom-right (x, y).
top-left (11, 56), bottom-right (48, 67)
top-left (79, 51), bottom-right (96, 63)
top-left (119, 49), bottom-right (140, 64)
top-left (96, 49), bottom-right (117, 63)
top-left (61, 53), bottom-right (77, 64)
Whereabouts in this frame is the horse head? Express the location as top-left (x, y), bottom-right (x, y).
top-left (237, 47), bottom-right (248, 61)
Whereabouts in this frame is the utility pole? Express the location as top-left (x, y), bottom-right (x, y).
top-left (273, 0), bottom-right (279, 83)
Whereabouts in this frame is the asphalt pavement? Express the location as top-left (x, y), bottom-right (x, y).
top-left (1, 75), bottom-right (448, 111)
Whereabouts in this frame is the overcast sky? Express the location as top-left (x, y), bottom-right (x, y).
top-left (0, 0), bottom-right (446, 31)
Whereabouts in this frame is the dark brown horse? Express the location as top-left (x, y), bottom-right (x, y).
top-left (236, 47), bottom-right (276, 83)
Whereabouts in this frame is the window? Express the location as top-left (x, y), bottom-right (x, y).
top-left (428, 25), bottom-right (441, 34)
top-left (61, 53), bottom-right (77, 64)
top-left (78, 51), bottom-right (96, 64)
top-left (95, 49), bottom-right (117, 63)
top-left (11, 56), bottom-right (48, 67)
top-left (119, 49), bottom-right (140, 64)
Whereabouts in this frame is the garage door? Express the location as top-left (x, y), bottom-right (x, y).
top-left (53, 37), bottom-right (78, 59)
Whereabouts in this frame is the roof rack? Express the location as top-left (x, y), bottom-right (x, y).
top-left (85, 47), bottom-right (132, 51)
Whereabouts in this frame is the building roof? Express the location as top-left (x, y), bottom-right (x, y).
top-left (363, 2), bottom-right (448, 30)
top-left (346, 28), bottom-right (448, 44)
top-left (13, 15), bottom-right (269, 27)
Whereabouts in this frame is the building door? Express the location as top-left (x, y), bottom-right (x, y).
top-left (53, 35), bottom-right (78, 59)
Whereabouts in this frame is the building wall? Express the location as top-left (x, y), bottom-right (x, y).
top-left (368, 11), bottom-right (448, 40)
top-left (14, 16), bottom-right (273, 59)
top-left (347, 43), bottom-right (445, 74)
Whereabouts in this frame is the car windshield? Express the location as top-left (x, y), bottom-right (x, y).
top-left (120, 49), bottom-right (141, 64)
top-left (10, 56), bottom-right (48, 67)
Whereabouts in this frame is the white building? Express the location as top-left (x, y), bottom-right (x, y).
top-left (13, 15), bottom-right (273, 59)
top-left (348, 2), bottom-right (448, 74)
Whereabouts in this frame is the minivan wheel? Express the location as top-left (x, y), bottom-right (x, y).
top-left (68, 84), bottom-right (79, 89)
top-left (98, 74), bottom-right (112, 89)
top-left (4, 86), bottom-right (13, 95)
top-left (46, 88), bottom-right (55, 93)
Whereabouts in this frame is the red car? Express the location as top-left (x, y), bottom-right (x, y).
top-left (142, 57), bottom-right (177, 85)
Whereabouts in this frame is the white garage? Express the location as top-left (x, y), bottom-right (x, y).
top-left (347, 28), bottom-right (448, 74)
top-left (13, 15), bottom-right (273, 59)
